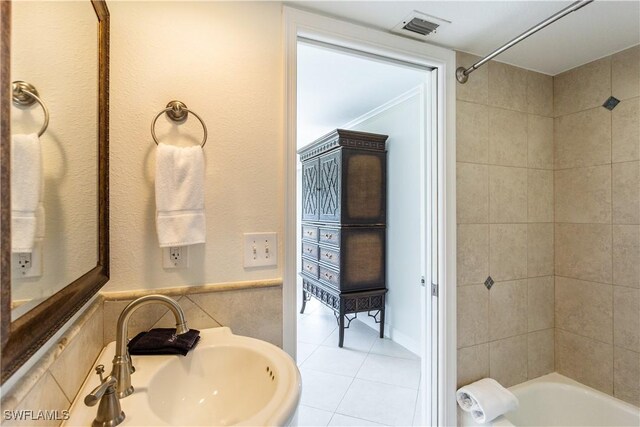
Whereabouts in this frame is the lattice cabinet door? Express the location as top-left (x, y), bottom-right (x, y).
top-left (302, 159), bottom-right (320, 221)
top-left (319, 150), bottom-right (342, 223)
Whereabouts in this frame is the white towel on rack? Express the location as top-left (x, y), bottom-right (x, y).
top-left (155, 143), bottom-right (206, 247)
top-left (456, 378), bottom-right (519, 424)
top-left (11, 133), bottom-right (45, 252)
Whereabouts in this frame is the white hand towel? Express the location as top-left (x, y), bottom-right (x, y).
top-left (155, 143), bottom-right (206, 247)
top-left (11, 133), bottom-right (44, 252)
top-left (456, 378), bottom-right (519, 424)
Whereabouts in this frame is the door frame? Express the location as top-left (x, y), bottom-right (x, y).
top-left (282, 6), bottom-right (457, 425)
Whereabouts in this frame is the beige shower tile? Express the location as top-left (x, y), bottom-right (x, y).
top-left (457, 285), bottom-right (489, 348)
top-left (612, 161), bottom-right (640, 224)
top-left (488, 61), bottom-right (528, 112)
top-left (4, 372), bottom-right (70, 427)
top-left (457, 101), bottom-right (489, 163)
top-left (556, 329), bottom-right (613, 394)
top-left (153, 296), bottom-right (221, 330)
top-left (613, 225), bottom-right (640, 288)
top-left (489, 108), bottom-right (528, 167)
top-left (527, 71), bottom-right (553, 117)
top-left (555, 223), bottom-right (612, 284)
top-left (612, 97), bottom-right (640, 162)
top-left (528, 276), bottom-right (554, 331)
top-left (50, 307), bottom-right (103, 403)
top-left (490, 224), bottom-right (527, 282)
top-left (527, 115), bottom-right (554, 169)
top-left (189, 287), bottom-right (282, 346)
top-left (527, 224), bottom-right (554, 278)
top-left (612, 45), bottom-right (640, 101)
top-left (554, 108), bottom-right (611, 169)
top-left (457, 52), bottom-right (488, 104)
top-left (457, 224), bottom-right (489, 286)
top-left (103, 299), bottom-right (170, 343)
top-left (555, 276), bottom-right (613, 343)
top-left (457, 343), bottom-right (489, 388)
top-left (528, 169), bottom-right (553, 223)
top-left (614, 347), bottom-right (640, 406)
top-left (489, 166), bottom-right (527, 223)
top-left (555, 165), bottom-right (611, 224)
top-left (489, 335), bottom-right (527, 388)
top-left (528, 329), bottom-right (554, 379)
top-left (614, 286), bottom-right (640, 353)
top-left (489, 279), bottom-right (527, 341)
top-left (554, 56), bottom-right (611, 116)
top-left (457, 163), bottom-right (489, 223)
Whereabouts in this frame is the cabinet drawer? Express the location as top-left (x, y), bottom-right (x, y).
top-left (319, 228), bottom-right (340, 246)
top-left (301, 259), bottom-right (319, 278)
top-left (302, 225), bottom-right (318, 242)
top-left (302, 242), bottom-right (318, 260)
top-left (319, 246), bottom-right (340, 268)
top-left (319, 265), bottom-right (340, 288)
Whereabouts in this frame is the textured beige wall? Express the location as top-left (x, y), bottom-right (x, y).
top-left (456, 52), bottom-right (555, 388)
top-left (105, 1), bottom-right (283, 293)
top-left (553, 45), bottom-right (639, 406)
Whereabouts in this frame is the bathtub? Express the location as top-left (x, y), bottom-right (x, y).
top-left (458, 373), bottom-right (640, 426)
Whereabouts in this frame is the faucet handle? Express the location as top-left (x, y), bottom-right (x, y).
top-left (95, 364), bottom-right (105, 382)
top-left (85, 375), bottom-right (117, 407)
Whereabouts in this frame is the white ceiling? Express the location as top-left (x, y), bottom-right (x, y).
top-left (297, 42), bottom-right (426, 146)
top-left (289, 1), bottom-right (640, 76)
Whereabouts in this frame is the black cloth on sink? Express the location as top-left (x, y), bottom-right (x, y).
top-left (127, 328), bottom-right (200, 356)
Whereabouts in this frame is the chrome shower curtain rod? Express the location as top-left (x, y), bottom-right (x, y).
top-left (456, 0), bottom-right (594, 84)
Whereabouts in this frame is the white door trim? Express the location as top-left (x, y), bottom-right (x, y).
top-left (282, 6), bottom-right (457, 425)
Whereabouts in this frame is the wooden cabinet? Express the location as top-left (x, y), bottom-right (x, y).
top-left (298, 129), bottom-right (388, 347)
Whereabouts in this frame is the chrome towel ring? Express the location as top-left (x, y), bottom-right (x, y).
top-left (12, 81), bottom-right (50, 137)
top-left (151, 100), bottom-right (207, 147)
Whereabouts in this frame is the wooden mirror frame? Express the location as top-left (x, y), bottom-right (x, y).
top-left (0, 0), bottom-right (110, 383)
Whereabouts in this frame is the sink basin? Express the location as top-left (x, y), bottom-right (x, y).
top-left (64, 327), bottom-right (301, 426)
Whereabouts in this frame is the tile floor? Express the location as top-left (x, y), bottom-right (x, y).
top-left (294, 298), bottom-right (423, 426)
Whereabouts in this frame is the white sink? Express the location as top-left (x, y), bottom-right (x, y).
top-left (64, 327), bottom-right (301, 426)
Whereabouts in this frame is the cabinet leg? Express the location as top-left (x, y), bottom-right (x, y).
top-left (379, 307), bottom-right (385, 339)
top-left (300, 290), bottom-right (308, 314)
top-left (338, 308), bottom-right (345, 348)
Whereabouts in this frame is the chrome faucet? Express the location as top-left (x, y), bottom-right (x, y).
top-left (84, 364), bottom-right (125, 427)
top-left (111, 294), bottom-right (189, 398)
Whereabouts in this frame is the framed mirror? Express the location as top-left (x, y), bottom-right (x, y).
top-left (0, 0), bottom-right (110, 382)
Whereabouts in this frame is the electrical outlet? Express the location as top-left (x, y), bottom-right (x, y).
top-left (162, 246), bottom-right (189, 269)
top-left (12, 242), bottom-right (43, 278)
top-left (244, 232), bottom-right (277, 268)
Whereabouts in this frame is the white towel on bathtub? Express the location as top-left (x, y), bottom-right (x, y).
top-left (456, 378), bottom-right (519, 424)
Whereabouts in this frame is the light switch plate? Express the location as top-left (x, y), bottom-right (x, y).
top-left (244, 232), bottom-right (277, 268)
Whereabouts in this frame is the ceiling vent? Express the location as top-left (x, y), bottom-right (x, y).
top-left (392, 11), bottom-right (450, 41)
top-left (404, 17), bottom-right (439, 36)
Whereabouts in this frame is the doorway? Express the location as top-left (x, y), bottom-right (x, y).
top-left (294, 40), bottom-right (430, 426)
top-left (283, 7), bottom-right (457, 426)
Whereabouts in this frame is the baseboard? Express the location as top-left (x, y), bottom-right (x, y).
top-left (359, 315), bottom-right (421, 357)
